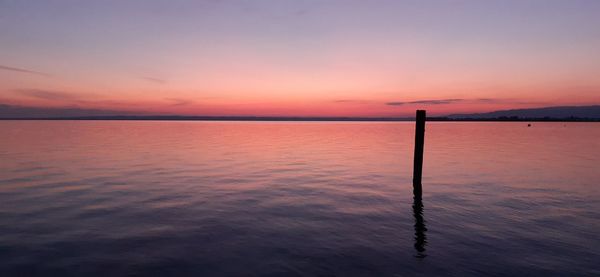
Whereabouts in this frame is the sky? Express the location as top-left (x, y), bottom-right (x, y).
top-left (1, 0), bottom-right (599, 117)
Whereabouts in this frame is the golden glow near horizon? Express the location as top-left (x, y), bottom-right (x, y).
top-left (1, 1), bottom-right (599, 117)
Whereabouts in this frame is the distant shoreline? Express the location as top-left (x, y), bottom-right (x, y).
top-left (1, 116), bottom-right (599, 122)
top-left (3, 105), bottom-right (599, 122)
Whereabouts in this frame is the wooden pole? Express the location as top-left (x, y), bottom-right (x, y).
top-left (413, 110), bottom-right (426, 195)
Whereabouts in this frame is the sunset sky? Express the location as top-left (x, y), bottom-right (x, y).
top-left (1, 0), bottom-right (599, 117)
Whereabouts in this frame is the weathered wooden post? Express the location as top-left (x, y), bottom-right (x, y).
top-left (413, 110), bottom-right (426, 195)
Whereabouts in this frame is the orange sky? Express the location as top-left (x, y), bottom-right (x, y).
top-left (1, 1), bottom-right (599, 117)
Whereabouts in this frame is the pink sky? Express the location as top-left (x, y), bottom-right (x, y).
top-left (1, 1), bottom-right (599, 117)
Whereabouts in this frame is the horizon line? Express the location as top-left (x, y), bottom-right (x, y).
top-left (1, 115), bottom-right (598, 122)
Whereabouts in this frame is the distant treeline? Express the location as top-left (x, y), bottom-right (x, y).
top-left (433, 116), bottom-right (600, 122)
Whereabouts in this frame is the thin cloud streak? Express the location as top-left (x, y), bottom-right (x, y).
top-left (411, 99), bottom-right (464, 105)
top-left (15, 89), bottom-right (77, 101)
top-left (386, 99), bottom-right (465, 106)
top-left (385, 98), bottom-right (547, 108)
top-left (0, 65), bottom-right (50, 77)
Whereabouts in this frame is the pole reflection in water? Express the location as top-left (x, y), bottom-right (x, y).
top-left (413, 188), bottom-right (427, 258)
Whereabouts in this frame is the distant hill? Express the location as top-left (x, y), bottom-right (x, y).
top-left (1, 103), bottom-right (599, 121)
top-left (447, 105), bottom-right (600, 120)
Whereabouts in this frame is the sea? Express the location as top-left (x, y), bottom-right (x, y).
top-left (1, 121), bottom-right (598, 276)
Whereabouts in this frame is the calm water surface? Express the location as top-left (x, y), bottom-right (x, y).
top-left (0, 121), bottom-right (599, 276)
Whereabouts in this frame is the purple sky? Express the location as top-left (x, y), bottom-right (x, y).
top-left (1, 0), bottom-right (599, 116)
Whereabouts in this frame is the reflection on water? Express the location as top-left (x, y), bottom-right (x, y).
top-left (413, 193), bottom-right (427, 259)
top-left (0, 121), bottom-right (599, 276)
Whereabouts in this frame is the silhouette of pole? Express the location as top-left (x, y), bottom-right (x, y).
top-left (413, 110), bottom-right (426, 195)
